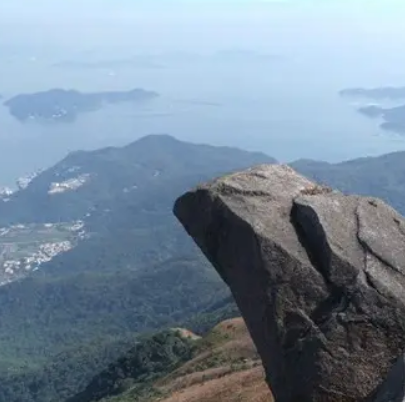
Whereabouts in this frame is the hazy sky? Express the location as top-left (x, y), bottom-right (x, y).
top-left (1, 0), bottom-right (405, 52)
top-left (1, 0), bottom-right (405, 183)
top-left (1, 0), bottom-right (405, 85)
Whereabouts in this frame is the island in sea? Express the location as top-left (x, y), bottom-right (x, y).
top-left (358, 104), bottom-right (405, 134)
top-left (4, 88), bottom-right (159, 123)
top-left (340, 85), bottom-right (405, 134)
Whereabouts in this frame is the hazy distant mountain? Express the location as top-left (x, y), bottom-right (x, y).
top-left (53, 57), bottom-right (165, 70)
top-left (4, 88), bottom-right (159, 123)
top-left (51, 50), bottom-right (280, 72)
top-left (340, 86), bottom-right (405, 100)
top-left (212, 49), bottom-right (281, 64)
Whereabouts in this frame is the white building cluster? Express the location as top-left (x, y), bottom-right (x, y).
top-left (0, 220), bottom-right (87, 285)
top-left (48, 174), bottom-right (91, 194)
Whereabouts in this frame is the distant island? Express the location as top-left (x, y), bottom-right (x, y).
top-left (4, 88), bottom-right (159, 123)
top-left (340, 85), bottom-right (405, 134)
top-left (52, 49), bottom-right (281, 71)
top-left (358, 104), bottom-right (405, 134)
top-left (340, 86), bottom-right (405, 100)
top-left (212, 49), bottom-right (281, 63)
top-left (52, 57), bottom-right (164, 70)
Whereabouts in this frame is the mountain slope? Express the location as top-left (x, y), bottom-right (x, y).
top-left (0, 134), bottom-right (275, 225)
top-left (291, 150), bottom-right (405, 215)
top-left (0, 135), bottom-right (276, 280)
top-left (0, 135), bottom-right (275, 359)
top-left (0, 135), bottom-right (274, 402)
top-left (0, 257), bottom-right (228, 363)
top-left (0, 294), bottom-right (239, 402)
top-left (67, 318), bottom-right (272, 402)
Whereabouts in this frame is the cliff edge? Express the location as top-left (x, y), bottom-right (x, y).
top-left (174, 164), bottom-right (405, 402)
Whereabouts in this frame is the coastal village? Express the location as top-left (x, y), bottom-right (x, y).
top-left (0, 168), bottom-right (92, 285)
top-left (0, 220), bottom-right (86, 285)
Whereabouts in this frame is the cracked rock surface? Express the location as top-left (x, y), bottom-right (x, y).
top-left (173, 164), bottom-right (405, 402)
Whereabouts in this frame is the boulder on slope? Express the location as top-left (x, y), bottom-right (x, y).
top-left (174, 164), bottom-right (405, 402)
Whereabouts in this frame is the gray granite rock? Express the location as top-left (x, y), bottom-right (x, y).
top-left (174, 164), bottom-right (405, 402)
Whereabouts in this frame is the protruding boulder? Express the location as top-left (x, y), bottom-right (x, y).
top-left (174, 164), bottom-right (405, 402)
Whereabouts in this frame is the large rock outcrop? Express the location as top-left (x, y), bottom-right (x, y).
top-left (173, 164), bottom-right (405, 402)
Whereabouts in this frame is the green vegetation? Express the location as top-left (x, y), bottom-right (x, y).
top-left (65, 317), bottom-right (262, 402)
top-left (0, 256), bottom-right (232, 366)
top-left (68, 331), bottom-right (196, 402)
top-left (0, 303), bottom-right (237, 402)
top-left (0, 335), bottom-right (139, 402)
top-left (0, 135), bottom-right (272, 402)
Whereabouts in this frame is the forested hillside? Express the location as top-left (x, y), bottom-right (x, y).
top-left (0, 135), bottom-right (272, 402)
